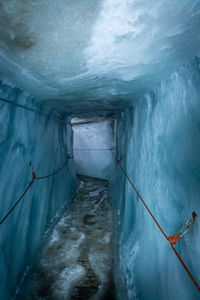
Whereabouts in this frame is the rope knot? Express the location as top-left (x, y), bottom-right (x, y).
top-left (168, 233), bottom-right (182, 245)
top-left (117, 156), bottom-right (123, 163)
top-left (29, 162), bottom-right (36, 180)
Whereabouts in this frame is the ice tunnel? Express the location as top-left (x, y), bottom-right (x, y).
top-left (0, 1), bottom-right (200, 299)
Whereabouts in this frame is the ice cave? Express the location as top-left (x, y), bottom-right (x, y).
top-left (0, 1), bottom-right (200, 299)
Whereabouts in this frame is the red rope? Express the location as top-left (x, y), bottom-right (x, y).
top-left (74, 148), bottom-right (115, 151)
top-left (110, 149), bottom-right (200, 293)
top-left (110, 150), bottom-right (168, 240)
top-left (0, 159), bottom-right (69, 225)
top-left (0, 180), bottom-right (34, 225)
top-left (35, 160), bottom-right (68, 180)
top-left (171, 244), bottom-right (200, 292)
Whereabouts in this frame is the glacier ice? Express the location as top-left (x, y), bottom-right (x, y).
top-left (0, 0), bottom-right (200, 299)
top-left (0, 80), bottom-right (76, 299)
top-left (112, 58), bottom-right (200, 300)
top-left (0, 0), bottom-right (199, 107)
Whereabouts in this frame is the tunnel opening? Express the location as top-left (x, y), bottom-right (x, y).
top-left (72, 116), bottom-right (116, 180)
top-left (13, 115), bottom-right (118, 300)
top-left (1, 2), bottom-right (200, 300)
top-left (1, 60), bottom-right (200, 299)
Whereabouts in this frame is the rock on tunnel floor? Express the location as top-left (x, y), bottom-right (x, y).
top-left (17, 175), bottom-right (115, 300)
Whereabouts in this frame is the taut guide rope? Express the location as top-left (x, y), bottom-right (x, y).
top-left (0, 155), bottom-right (72, 225)
top-left (0, 97), bottom-right (67, 124)
top-left (75, 147), bottom-right (200, 292)
top-left (1, 145), bottom-right (199, 292)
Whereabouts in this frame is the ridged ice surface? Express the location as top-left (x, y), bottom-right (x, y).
top-left (113, 58), bottom-right (200, 300)
top-left (1, 1), bottom-right (200, 300)
top-left (0, 80), bottom-right (76, 299)
top-left (0, 0), bottom-right (200, 110)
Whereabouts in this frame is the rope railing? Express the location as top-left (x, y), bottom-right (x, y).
top-left (109, 148), bottom-right (200, 293)
top-left (1, 145), bottom-right (199, 292)
top-left (34, 160), bottom-right (69, 180)
top-left (110, 150), bottom-right (169, 239)
top-left (73, 147), bottom-right (115, 151)
top-left (0, 97), bottom-right (67, 124)
top-left (0, 180), bottom-right (35, 225)
top-left (0, 157), bottom-right (71, 225)
top-left (74, 146), bottom-right (200, 292)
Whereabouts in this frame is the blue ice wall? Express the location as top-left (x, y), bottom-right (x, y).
top-left (0, 80), bottom-right (76, 299)
top-left (113, 58), bottom-right (200, 300)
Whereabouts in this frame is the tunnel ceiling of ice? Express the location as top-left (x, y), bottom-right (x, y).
top-left (0, 0), bottom-right (200, 114)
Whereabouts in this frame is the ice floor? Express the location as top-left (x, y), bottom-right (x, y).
top-left (17, 175), bottom-right (115, 300)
